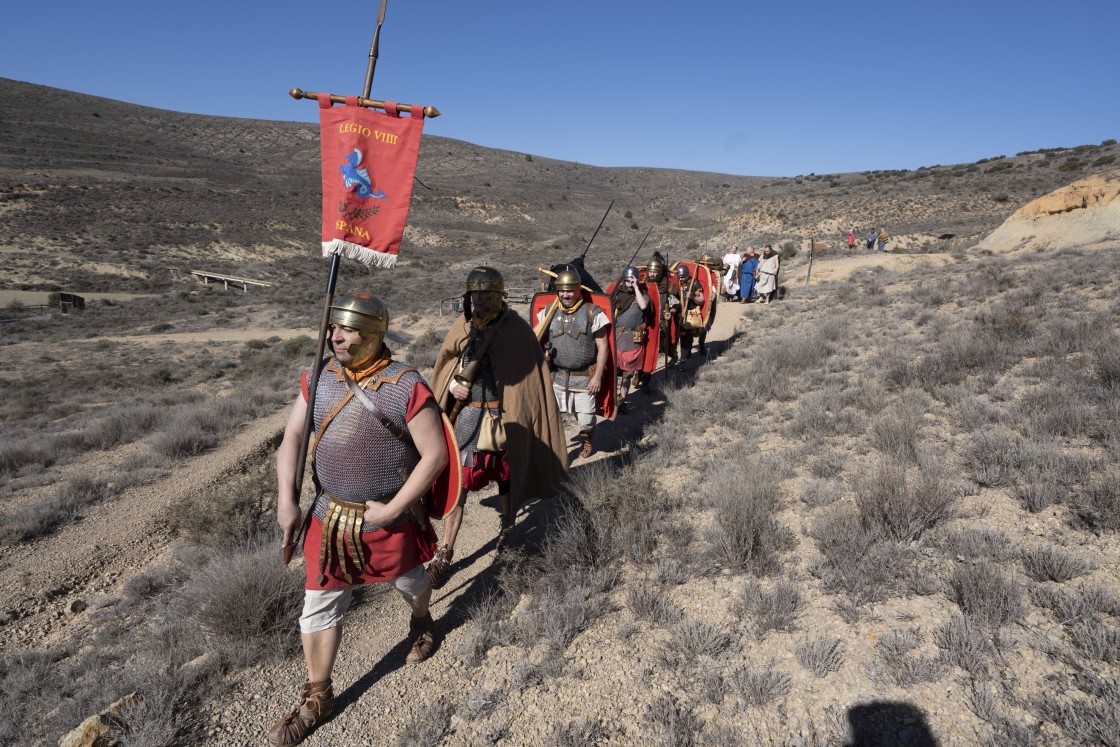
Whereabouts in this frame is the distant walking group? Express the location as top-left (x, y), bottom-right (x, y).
top-left (267, 249), bottom-right (736, 745)
top-left (849, 227), bottom-right (890, 252)
top-left (722, 244), bottom-right (781, 304)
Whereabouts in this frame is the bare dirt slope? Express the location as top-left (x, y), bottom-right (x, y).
top-left (978, 169), bottom-right (1120, 253)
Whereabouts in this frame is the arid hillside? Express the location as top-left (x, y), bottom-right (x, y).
top-left (3, 76), bottom-right (1118, 314)
top-left (1, 79), bottom-right (1118, 747)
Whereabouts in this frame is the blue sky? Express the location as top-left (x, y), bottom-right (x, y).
top-left (3, 0), bottom-right (1117, 177)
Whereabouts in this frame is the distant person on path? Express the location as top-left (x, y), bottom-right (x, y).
top-left (722, 244), bottom-right (742, 300)
top-left (877, 227), bottom-right (890, 253)
top-left (756, 245), bottom-right (780, 304)
top-left (535, 266), bottom-right (611, 459)
top-left (269, 293), bottom-right (450, 747)
top-left (427, 267), bottom-right (568, 588)
top-left (866, 229), bottom-right (876, 251)
top-left (848, 228), bottom-right (856, 251)
top-left (739, 247), bottom-right (759, 303)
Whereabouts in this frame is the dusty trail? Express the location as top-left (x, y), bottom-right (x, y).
top-left (0, 410), bottom-right (290, 655)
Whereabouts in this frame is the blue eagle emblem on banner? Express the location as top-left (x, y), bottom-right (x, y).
top-left (340, 149), bottom-right (387, 200)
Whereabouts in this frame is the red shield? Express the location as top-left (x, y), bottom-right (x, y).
top-left (423, 412), bottom-right (462, 519)
top-left (673, 261), bottom-right (715, 328)
top-left (531, 291), bottom-right (617, 420)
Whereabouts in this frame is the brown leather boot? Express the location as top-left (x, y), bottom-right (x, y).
top-left (266, 680), bottom-right (334, 747)
top-left (578, 430), bottom-right (594, 458)
top-left (406, 612), bottom-right (435, 664)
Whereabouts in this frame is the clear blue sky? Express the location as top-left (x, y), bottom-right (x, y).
top-left (3, 0), bottom-right (1117, 177)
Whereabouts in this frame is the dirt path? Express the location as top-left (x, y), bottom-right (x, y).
top-left (791, 250), bottom-right (954, 284)
top-left (195, 299), bottom-right (747, 745)
top-left (0, 410), bottom-right (289, 655)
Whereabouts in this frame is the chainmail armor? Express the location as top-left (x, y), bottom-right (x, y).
top-left (549, 304), bottom-right (596, 389)
top-left (310, 359), bottom-right (421, 532)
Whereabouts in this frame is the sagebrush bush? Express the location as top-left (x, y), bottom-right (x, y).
top-left (794, 636), bottom-right (844, 677)
top-left (949, 564), bottom-right (1025, 628)
top-left (1022, 545), bottom-right (1093, 583)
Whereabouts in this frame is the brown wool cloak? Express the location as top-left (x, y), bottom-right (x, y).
top-left (432, 309), bottom-right (569, 501)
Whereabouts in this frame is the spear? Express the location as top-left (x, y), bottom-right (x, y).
top-left (626, 227), bottom-right (654, 267)
top-left (284, 0), bottom-right (392, 565)
top-left (579, 199), bottom-right (615, 260)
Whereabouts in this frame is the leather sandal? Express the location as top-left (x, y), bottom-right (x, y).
top-left (406, 612), bottom-right (435, 664)
top-left (427, 544), bottom-right (454, 588)
top-left (266, 680), bottom-right (334, 747)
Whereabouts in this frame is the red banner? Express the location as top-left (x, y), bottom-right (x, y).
top-left (318, 95), bottom-right (426, 267)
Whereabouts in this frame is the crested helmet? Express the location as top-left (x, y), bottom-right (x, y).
top-left (329, 292), bottom-right (389, 369)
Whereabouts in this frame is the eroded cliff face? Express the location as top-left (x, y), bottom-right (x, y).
top-left (979, 170), bottom-right (1120, 252)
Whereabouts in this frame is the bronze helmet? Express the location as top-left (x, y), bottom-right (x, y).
top-left (647, 252), bottom-right (666, 282)
top-left (464, 266), bottom-right (505, 324)
top-left (465, 265), bottom-right (505, 293)
top-left (329, 292), bottom-right (389, 369)
top-left (554, 266), bottom-right (581, 291)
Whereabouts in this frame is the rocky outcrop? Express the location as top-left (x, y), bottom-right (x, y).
top-left (978, 170), bottom-right (1120, 252)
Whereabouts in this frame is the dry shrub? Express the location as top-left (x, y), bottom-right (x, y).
top-left (726, 664), bottom-right (791, 707)
top-left (964, 428), bottom-right (1020, 487)
top-left (739, 579), bottom-right (804, 638)
top-left (945, 527), bottom-right (1016, 563)
top-left (855, 455), bottom-right (958, 543)
top-left (949, 563), bottom-right (1025, 628)
top-left (875, 628), bottom-right (945, 687)
top-left (177, 537), bottom-right (304, 667)
top-left (800, 478), bottom-right (842, 508)
top-left (662, 619), bottom-right (732, 664)
top-left (1022, 545), bottom-right (1094, 583)
top-left (794, 636), bottom-right (844, 677)
top-left (867, 395), bottom-right (927, 463)
top-left (1074, 470), bottom-right (1120, 531)
top-left (627, 578), bottom-right (683, 626)
top-left (702, 459), bottom-right (792, 575)
top-left (936, 614), bottom-right (994, 675)
top-left (0, 475), bottom-right (116, 546)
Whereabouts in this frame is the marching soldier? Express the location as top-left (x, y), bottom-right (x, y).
top-left (535, 266), bottom-right (612, 459)
top-left (427, 267), bottom-right (568, 587)
top-left (609, 265), bottom-right (654, 411)
top-left (270, 293), bottom-right (450, 747)
top-left (647, 251), bottom-right (680, 367)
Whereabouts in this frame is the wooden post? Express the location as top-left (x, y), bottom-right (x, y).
top-left (805, 238), bottom-right (814, 287)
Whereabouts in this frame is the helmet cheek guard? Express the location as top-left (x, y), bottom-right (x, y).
top-left (329, 293), bottom-right (389, 369)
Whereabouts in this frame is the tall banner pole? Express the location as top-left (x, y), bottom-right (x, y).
top-left (284, 0), bottom-right (393, 564)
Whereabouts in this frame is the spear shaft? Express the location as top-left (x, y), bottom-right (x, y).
top-left (579, 199), bottom-right (615, 260)
top-left (627, 227), bottom-right (654, 266)
top-left (285, 0), bottom-right (392, 565)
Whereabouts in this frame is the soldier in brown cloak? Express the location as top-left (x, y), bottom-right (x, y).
top-left (426, 266), bottom-right (568, 587)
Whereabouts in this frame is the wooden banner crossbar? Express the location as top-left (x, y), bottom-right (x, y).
top-left (288, 88), bottom-right (441, 118)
